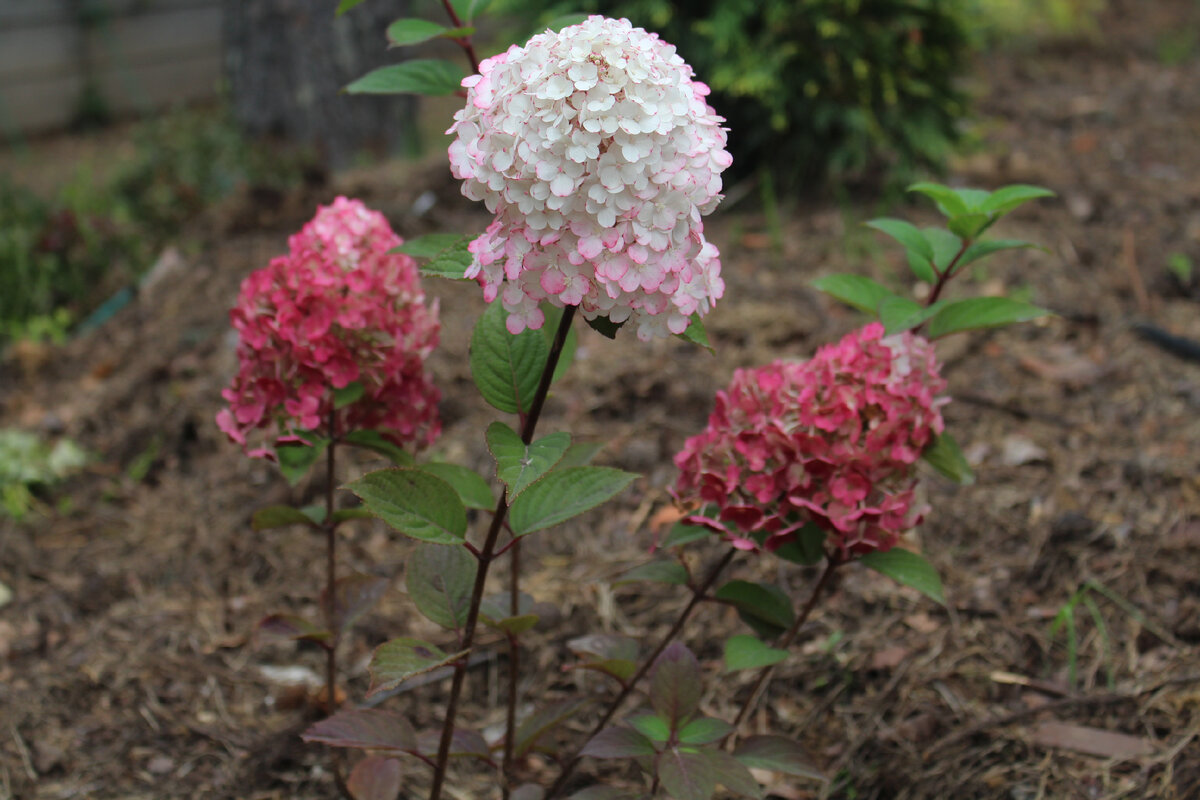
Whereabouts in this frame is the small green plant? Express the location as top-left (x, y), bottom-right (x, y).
top-left (0, 429), bottom-right (88, 519)
top-left (1167, 252), bottom-right (1194, 284)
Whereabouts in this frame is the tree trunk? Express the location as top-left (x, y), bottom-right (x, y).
top-left (221, 0), bottom-right (414, 169)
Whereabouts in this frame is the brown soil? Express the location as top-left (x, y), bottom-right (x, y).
top-left (2, 2), bottom-right (1199, 798)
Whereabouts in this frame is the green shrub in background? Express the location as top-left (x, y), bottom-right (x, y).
top-left (500, 0), bottom-right (971, 192)
top-left (0, 429), bottom-right (88, 519)
top-left (964, 0), bottom-right (1105, 42)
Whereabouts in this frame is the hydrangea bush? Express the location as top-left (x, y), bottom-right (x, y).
top-left (220, 5), bottom-right (1057, 799)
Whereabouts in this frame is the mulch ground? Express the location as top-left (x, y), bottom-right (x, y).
top-left (2, 1), bottom-right (1199, 798)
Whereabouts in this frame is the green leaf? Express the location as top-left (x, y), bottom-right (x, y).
top-left (508, 466), bottom-right (636, 537)
top-left (568, 634), bottom-right (639, 682)
top-left (924, 228), bottom-right (963, 272)
top-left (418, 463), bottom-right (494, 510)
top-left (400, 234), bottom-right (474, 281)
top-left (544, 13), bottom-right (589, 31)
top-left (859, 548), bottom-right (945, 605)
top-left (723, 635), bottom-right (789, 673)
top-left (770, 522), bottom-right (826, 566)
top-left (907, 182), bottom-right (969, 217)
top-left (865, 218), bottom-right (934, 261)
top-left (302, 709), bottom-right (417, 752)
top-left (629, 713), bottom-right (672, 743)
top-left (258, 614), bottom-right (333, 644)
top-left (675, 313), bottom-right (714, 353)
top-left (922, 432), bottom-right (974, 485)
top-left (407, 542), bottom-right (477, 630)
top-left (950, 188), bottom-right (990, 212)
top-left (614, 560), bottom-right (688, 587)
top-left (486, 422), bottom-right (571, 501)
top-left (347, 756), bottom-right (403, 800)
top-left (658, 748), bottom-right (717, 800)
top-left (367, 637), bottom-right (466, 696)
top-left (470, 301), bottom-right (550, 415)
top-left (336, 0), bottom-right (369, 15)
top-left (450, 0), bottom-right (493, 22)
top-left (905, 249), bottom-right (937, 284)
top-left (327, 573), bottom-right (390, 632)
top-left (332, 507), bottom-right (375, 525)
top-left (956, 239), bottom-right (1037, 273)
top-left (540, 304), bottom-right (578, 382)
top-left (557, 441), bottom-right (605, 469)
top-left (332, 381), bottom-right (365, 409)
top-left (878, 295), bottom-right (940, 336)
top-left (385, 19), bottom-right (470, 47)
top-left (733, 736), bottom-right (826, 782)
top-left (947, 213), bottom-right (991, 240)
top-left (347, 468), bottom-right (467, 544)
top-left (707, 749), bottom-right (765, 798)
top-left (581, 727), bottom-right (657, 759)
top-left (925, 296), bottom-right (1050, 339)
top-left (650, 642), bottom-right (701, 729)
top-left (395, 233), bottom-right (463, 259)
top-left (515, 698), bottom-right (589, 757)
top-left (715, 580), bottom-right (794, 639)
top-left (252, 505), bottom-right (318, 531)
top-left (810, 274), bottom-right (892, 316)
top-left (678, 717), bottom-right (733, 746)
top-left (585, 314), bottom-right (625, 339)
top-left (345, 60), bottom-right (465, 97)
top-left (480, 591), bottom-right (542, 635)
top-left (661, 520), bottom-right (715, 549)
top-left (341, 430), bottom-right (414, 465)
top-left (981, 184), bottom-right (1056, 216)
top-left (276, 437), bottom-right (327, 485)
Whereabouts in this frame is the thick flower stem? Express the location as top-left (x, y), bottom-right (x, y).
top-left (429, 306), bottom-right (576, 800)
top-left (546, 547), bottom-right (738, 799)
top-left (722, 556), bottom-right (842, 747)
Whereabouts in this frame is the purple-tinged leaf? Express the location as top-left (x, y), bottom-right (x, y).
top-left (347, 755), bottom-right (402, 800)
top-left (252, 505), bottom-right (318, 531)
top-left (416, 728), bottom-right (491, 762)
top-left (706, 749), bottom-right (764, 798)
top-left (649, 642), bottom-right (702, 730)
top-left (302, 710), bottom-right (416, 752)
top-left (714, 580), bottom-right (794, 639)
top-left (367, 638), bottom-right (467, 697)
top-left (677, 717), bottom-right (732, 745)
top-left (511, 785), bottom-right (545, 800)
top-left (733, 736), bottom-right (826, 782)
top-left (325, 573), bottom-right (389, 633)
top-left (258, 614), bottom-right (333, 645)
top-left (580, 727), bottom-right (657, 759)
top-left (516, 698), bottom-right (589, 757)
top-left (407, 542), bottom-right (475, 631)
top-left (657, 747), bottom-right (716, 800)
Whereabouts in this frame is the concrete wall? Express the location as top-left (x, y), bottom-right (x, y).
top-left (0, 0), bottom-right (222, 133)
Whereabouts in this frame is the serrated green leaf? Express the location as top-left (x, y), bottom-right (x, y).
top-left (770, 522), bottom-right (826, 566)
top-left (661, 520), bottom-right (715, 549)
top-left (508, 466), bottom-right (636, 537)
top-left (486, 422), bottom-right (571, 502)
top-left (252, 505), bottom-right (318, 531)
top-left (678, 717), bottom-right (733, 746)
top-left (859, 548), bottom-right (945, 605)
top-left (925, 296), bottom-right (1050, 339)
top-left (385, 18), bottom-right (462, 47)
top-left (395, 233), bottom-right (462, 259)
top-left (557, 441), bottom-right (605, 469)
top-left (947, 212), bottom-right (991, 240)
top-left (922, 432), bottom-right (975, 485)
top-left (407, 542), bottom-right (476, 629)
top-left (336, 0), bottom-right (369, 15)
top-left (516, 698), bottom-right (589, 757)
top-left (346, 59), bottom-right (465, 96)
top-left (585, 314), bottom-right (624, 339)
top-left (956, 239), bottom-right (1037, 273)
top-left (723, 635), bottom-right (789, 673)
top-left (980, 184), bottom-right (1056, 215)
top-left (347, 468), bottom-right (467, 544)
top-left (540, 304), bottom-right (578, 382)
top-left (658, 747), bottom-right (717, 800)
top-left (418, 463), bottom-right (494, 510)
top-left (879, 295), bottom-right (940, 336)
top-left (581, 727), bottom-right (657, 759)
top-left (907, 182), bottom-right (969, 217)
top-left (567, 636), bottom-right (638, 681)
top-left (341, 430), bottom-right (414, 465)
top-left (614, 560), bottom-right (688, 587)
top-left (470, 301), bottom-right (549, 415)
top-left (733, 735), bottom-right (826, 782)
top-left (367, 637), bottom-right (466, 696)
top-left (676, 313), bottom-right (714, 353)
top-left (810, 274), bottom-right (892, 316)
top-left (708, 749), bottom-right (765, 798)
top-left (411, 235), bottom-right (474, 281)
top-left (450, 0), bottom-right (493, 22)
top-left (650, 642), bottom-right (701, 729)
top-left (715, 580), bottom-right (794, 638)
top-left (629, 713), bottom-right (672, 743)
top-left (276, 437), bottom-right (327, 485)
top-left (865, 218), bottom-right (934, 261)
top-left (332, 381), bottom-right (365, 409)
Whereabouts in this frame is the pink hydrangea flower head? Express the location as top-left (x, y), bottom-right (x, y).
top-left (447, 15), bottom-right (732, 340)
top-left (217, 197), bottom-right (441, 459)
top-left (672, 323), bottom-right (949, 558)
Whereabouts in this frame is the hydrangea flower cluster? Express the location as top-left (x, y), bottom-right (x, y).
top-left (217, 197), bottom-right (441, 459)
top-left (673, 323), bottom-right (949, 557)
top-left (447, 15), bottom-right (732, 340)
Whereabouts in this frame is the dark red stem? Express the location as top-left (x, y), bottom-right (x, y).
top-left (439, 0), bottom-right (480, 73)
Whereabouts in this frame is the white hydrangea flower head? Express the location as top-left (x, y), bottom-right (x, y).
top-left (447, 15), bottom-right (732, 340)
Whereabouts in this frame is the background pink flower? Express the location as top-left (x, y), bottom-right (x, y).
top-left (447, 15), bottom-right (731, 340)
top-left (217, 197), bottom-right (441, 459)
top-left (673, 322), bottom-right (948, 557)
